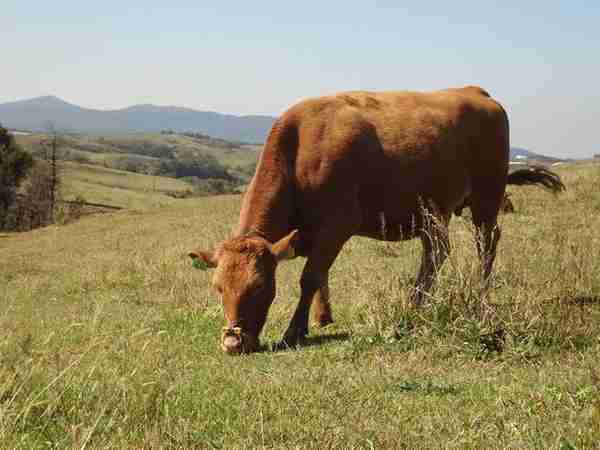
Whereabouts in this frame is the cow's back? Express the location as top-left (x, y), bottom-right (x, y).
top-left (280, 87), bottom-right (509, 239)
top-left (289, 87), bottom-right (506, 163)
top-left (241, 87), bottom-right (509, 243)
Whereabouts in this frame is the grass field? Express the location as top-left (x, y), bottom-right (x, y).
top-left (61, 162), bottom-right (194, 210)
top-left (1, 163), bottom-right (600, 449)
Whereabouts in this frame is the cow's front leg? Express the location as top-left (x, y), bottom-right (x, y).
top-left (281, 271), bottom-right (324, 345)
top-left (281, 272), bottom-right (333, 347)
top-left (312, 275), bottom-right (333, 328)
top-left (281, 202), bottom-right (359, 347)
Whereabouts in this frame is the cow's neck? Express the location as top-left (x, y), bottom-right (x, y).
top-left (236, 123), bottom-right (295, 243)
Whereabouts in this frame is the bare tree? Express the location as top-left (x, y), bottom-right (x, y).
top-left (39, 123), bottom-right (63, 221)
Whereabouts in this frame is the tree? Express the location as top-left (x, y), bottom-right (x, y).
top-left (39, 124), bottom-right (62, 221)
top-left (0, 125), bottom-right (33, 229)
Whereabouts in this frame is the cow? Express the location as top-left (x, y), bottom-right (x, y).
top-left (189, 86), bottom-right (565, 354)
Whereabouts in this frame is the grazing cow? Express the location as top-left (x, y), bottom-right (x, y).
top-left (189, 86), bottom-right (565, 354)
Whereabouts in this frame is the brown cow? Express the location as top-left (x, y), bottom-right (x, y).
top-left (189, 86), bottom-right (564, 354)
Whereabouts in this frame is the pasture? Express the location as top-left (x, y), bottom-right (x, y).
top-left (1, 163), bottom-right (600, 449)
top-left (60, 162), bottom-right (193, 210)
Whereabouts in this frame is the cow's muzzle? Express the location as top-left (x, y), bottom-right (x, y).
top-left (220, 326), bottom-right (259, 354)
top-left (221, 326), bottom-right (243, 354)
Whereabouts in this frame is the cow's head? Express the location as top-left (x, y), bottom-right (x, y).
top-left (188, 230), bottom-right (299, 354)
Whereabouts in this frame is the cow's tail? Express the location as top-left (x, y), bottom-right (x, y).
top-left (507, 165), bottom-right (566, 193)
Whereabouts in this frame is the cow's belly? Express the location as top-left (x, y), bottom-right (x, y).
top-left (356, 209), bottom-right (424, 241)
top-left (355, 176), bottom-right (470, 241)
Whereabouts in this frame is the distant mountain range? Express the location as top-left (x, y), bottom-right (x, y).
top-left (0, 96), bottom-right (566, 161)
top-left (0, 96), bottom-right (276, 143)
top-left (509, 147), bottom-right (565, 163)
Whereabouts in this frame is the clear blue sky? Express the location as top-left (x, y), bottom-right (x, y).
top-left (2, 1), bottom-right (599, 157)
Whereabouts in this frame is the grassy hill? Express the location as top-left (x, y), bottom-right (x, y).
top-left (61, 162), bottom-right (195, 209)
top-left (15, 131), bottom-right (261, 198)
top-left (1, 163), bottom-right (600, 448)
top-left (16, 131), bottom-right (260, 169)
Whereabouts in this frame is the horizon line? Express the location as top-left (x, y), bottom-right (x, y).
top-left (0, 94), bottom-right (278, 118)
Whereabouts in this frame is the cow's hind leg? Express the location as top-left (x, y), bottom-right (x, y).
top-left (470, 191), bottom-right (503, 285)
top-left (412, 211), bottom-right (450, 306)
top-left (474, 218), bottom-right (501, 284)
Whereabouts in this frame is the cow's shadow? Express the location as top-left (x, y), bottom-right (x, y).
top-left (263, 332), bottom-right (350, 353)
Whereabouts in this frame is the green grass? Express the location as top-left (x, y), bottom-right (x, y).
top-left (1, 163), bottom-right (600, 448)
top-left (61, 162), bottom-right (194, 209)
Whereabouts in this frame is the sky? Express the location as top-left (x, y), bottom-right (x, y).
top-left (2, 1), bottom-right (599, 158)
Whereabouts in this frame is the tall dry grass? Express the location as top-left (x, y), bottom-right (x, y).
top-left (1, 163), bottom-right (599, 448)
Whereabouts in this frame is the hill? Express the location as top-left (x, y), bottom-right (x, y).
top-left (14, 131), bottom-right (260, 196)
top-left (509, 146), bottom-right (566, 164)
top-left (0, 96), bottom-right (276, 143)
top-left (60, 162), bottom-right (195, 209)
top-left (1, 162), bottom-right (599, 448)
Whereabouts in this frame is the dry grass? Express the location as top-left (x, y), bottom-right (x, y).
top-left (1, 163), bottom-right (599, 449)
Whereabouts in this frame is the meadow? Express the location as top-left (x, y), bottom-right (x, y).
top-left (1, 162), bottom-right (599, 449)
top-left (60, 162), bottom-right (194, 210)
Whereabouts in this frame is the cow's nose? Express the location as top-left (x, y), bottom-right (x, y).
top-left (222, 335), bottom-right (242, 354)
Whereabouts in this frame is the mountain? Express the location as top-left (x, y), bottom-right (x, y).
top-left (0, 96), bottom-right (276, 143)
top-left (509, 147), bottom-right (565, 163)
top-left (0, 97), bottom-right (568, 160)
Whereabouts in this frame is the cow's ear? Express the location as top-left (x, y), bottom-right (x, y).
top-left (270, 230), bottom-right (300, 262)
top-left (188, 249), bottom-right (218, 270)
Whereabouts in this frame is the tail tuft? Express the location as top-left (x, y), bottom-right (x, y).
top-left (507, 165), bottom-right (566, 193)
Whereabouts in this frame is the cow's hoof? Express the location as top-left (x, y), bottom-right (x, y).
top-left (313, 315), bottom-right (334, 328)
top-left (280, 328), bottom-right (307, 348)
